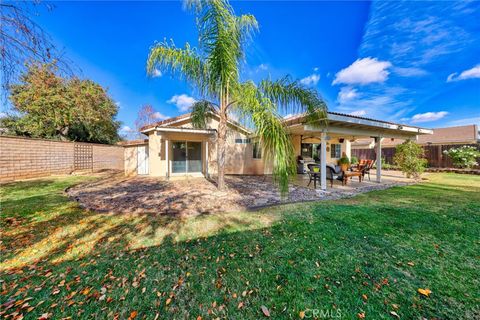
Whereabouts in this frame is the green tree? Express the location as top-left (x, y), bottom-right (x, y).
top-left (394, 140), bottom-right (428, 178)
top-left (5, 62), bottom-right (121, 144)
top-left (147, 0), bottom-right (326, 192)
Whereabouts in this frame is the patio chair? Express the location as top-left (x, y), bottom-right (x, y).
top-left (362, 160), bottom-right (375, 181)
top-left (307, 163), bottom-right (321, 187)
top-left (326, 164), bottom-right (344, 188)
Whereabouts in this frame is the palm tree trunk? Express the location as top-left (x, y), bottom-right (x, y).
top-left (217, 109), bottom-right (227, 190)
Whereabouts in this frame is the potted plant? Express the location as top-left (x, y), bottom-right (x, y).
top-left (338, 156), bottom-right (350, 172)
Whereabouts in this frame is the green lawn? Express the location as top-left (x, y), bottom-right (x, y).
top-left (1, 173), bottom-right (479, 319)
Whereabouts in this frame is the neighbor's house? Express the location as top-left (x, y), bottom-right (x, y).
top-left (123, 111), bottom-right (432, 189)
top-left (352, 124), bottom-right (479, 149)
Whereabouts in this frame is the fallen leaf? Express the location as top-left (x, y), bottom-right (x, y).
top-left (166, 298), bottom-right (172, 305)
top-left (392, 304), bottom-right (399, 310)
top-left (357, 313), bottom-right (365, 319)
top-left (407, 262), bottom-right (415, 266)
top-left (362, 294), bottom-right (368, 301)
top-left (390, 311), bottom-right (400, 318)
top-left (196, 317), bottom-right (202, 320)
top-left (237, 302), bottom-right (244, 309)
top-left (299, 311), bottom-right (305, 319)
top-left (261, 305), bottom-right (270, 317)
top-left (128, 311), bottom-right (137, 319)
top-left (38, 313), bottom-right (50, 320)
top-left (418, 288), bottom-right (432, 297)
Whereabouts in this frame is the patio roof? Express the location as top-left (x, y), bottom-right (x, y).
top-left (285, 112), bottom-right (433, 139)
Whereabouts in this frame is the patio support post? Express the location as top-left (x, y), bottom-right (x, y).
top-left (376, 136), bottom-right (382, 183)
top-left (165, 139), bottom-right (169, 180)
top-left (320, 131), bottom-right (327, 190)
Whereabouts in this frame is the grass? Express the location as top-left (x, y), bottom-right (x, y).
top-left (1, 173), bottom-right (479, 319)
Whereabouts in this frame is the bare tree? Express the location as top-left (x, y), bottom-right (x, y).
top-left (0, 1), bottom-right (73, 98)
top-left (134, 104), bottom-right (159, 138)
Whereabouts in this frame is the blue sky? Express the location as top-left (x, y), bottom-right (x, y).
top-left (14, 1), bottom-right (480, 134)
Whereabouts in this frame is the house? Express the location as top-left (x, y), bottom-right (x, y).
top-left (352, 124), bottom-right (479, 149)
top-left (123, 111), bottom-right (432, 190)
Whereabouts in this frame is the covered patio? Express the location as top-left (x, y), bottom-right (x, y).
top-left (285, 112), bottom-right (432, 190)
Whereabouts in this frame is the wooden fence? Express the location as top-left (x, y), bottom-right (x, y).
top-left (352, 143), bottom-right (480, 168)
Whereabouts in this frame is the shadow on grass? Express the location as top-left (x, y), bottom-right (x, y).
top-left (0, 174), bottom-right (479, 319)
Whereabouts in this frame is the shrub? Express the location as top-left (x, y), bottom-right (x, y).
top-left (394, 140), bottom-right (427, 178)
top-left (338, 156), bottom-right (350, 165)
top-left (443, 146), bottom-right (480, 169)
top-left (351, 156), bottom-right (359, 165)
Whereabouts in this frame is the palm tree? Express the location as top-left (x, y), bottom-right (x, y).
top-left (147, 0), bottom-right (327, 193)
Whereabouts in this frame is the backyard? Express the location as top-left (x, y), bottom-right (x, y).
top-left (1, 173), bottom-right (479, 319)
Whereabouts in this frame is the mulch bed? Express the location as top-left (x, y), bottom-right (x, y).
top-left (67, 175), bottom-right (320, 216)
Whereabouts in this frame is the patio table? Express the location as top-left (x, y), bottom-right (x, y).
top-left (309, 171), bottom-right (321, 189)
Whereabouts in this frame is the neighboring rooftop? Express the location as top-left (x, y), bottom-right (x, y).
top-left (352, 124), bottom-right (479, 147)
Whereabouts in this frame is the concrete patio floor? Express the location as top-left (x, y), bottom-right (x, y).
top-left (292, 170), bottom-right (414, 193)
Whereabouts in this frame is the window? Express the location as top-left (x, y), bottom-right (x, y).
top-left (235, 138), bottom-right (251, 144)
top-left (253, 142), bottom-right (262, 159)
top-left (330, 144), bottom-right (341, 158)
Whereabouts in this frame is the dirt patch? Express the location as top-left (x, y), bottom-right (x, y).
top-left (67, 173), bottom-right (416, 216)
top-left (67, 175), bottom-right (320, 216)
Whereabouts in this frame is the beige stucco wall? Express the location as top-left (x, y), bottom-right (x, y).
top-left (146, 116), bottom-right (271, 177)
top-left (144, 120), bottom-right (355, 178)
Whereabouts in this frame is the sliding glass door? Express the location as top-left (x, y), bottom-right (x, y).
top-left (172, 141), bottom-right (202, 174)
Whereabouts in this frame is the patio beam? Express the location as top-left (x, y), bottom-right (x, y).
top-left (320, 131), bottom-right (327, 190)
top-left (304, 124), bottom-right (417, 140)
top-left (376, 137), bottom-right (382, 183)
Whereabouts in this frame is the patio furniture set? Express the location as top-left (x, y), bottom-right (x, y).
top-left (307, 159), bottom-right (375, 189)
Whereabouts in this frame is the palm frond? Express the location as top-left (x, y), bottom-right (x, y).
top-left (146, 41), bottom-right (211, 96)
top-left (234, 81), bottom-right (296, 195)
top-left (190, 100), bottom-right (215, 128)
top-left (184, 0), bottom-right (257, 93)
top-left (259, 77), bottom-right (328, 125)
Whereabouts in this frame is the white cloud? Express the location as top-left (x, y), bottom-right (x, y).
top-left (257, 64), bottom-right (268, 71)
top-left (115, 101), bottom-right (121, 107)
top-left (333, 57), bottom-right (392, 85)
top-left (313, 67), bottom-right (319, 72)
top-left (283, 113), bottom-right (294, 119)
top-left (338, 87), bottom-right (359, 103)
top-left (300, 74), bottom-right (320, 86)
top-left (153, 112), bottom-right (168, 120)
top-left (349, 110), bottom-right (367, 117)
top-left (120, 125), bottom-right (135, 133)
top-left (0, 112), bottom-right (7, 118)
top-left (447, 64), bottom-right (480, 82)
top-left (393, 67), bottom-right (428, 77)
top-left (411, 111), bottom-right (448, 123)
top-left (167, 94), bottom-right (196, 112)
top-left (152, 68), bottom-right (162, 77)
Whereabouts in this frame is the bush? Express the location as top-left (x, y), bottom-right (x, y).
top-left (394, 140), bottom-right (427, 178)
top-left (338, 156), bottom-right (350, 165)
top-left (351, 156), bottom-right (359, 165)
top-left (443, 146), bottom-right (480, 169)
